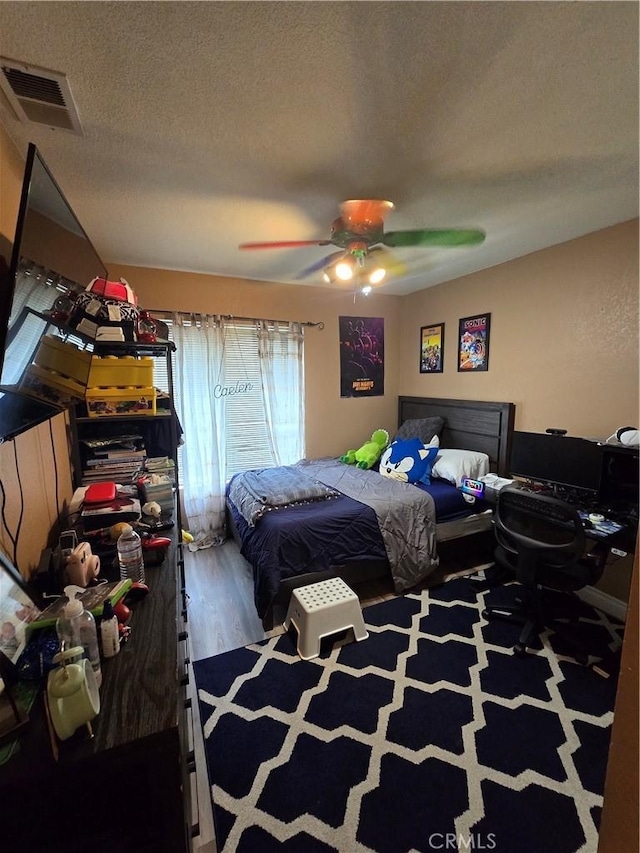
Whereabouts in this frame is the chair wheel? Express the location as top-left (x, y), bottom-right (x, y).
top-left (575, 653), bottom-right (588, 666)
top-left (513, 643), bottom-right (528, 658)
top-left (482, 609), bottom-right (490, 619)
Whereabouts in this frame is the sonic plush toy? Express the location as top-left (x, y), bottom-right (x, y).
top-left (379, 438), bottom-right (439, 484)
top-left (341, 429), bottom-right (390, 470)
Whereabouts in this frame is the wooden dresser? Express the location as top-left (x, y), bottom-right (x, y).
top-left (0, 535), bottom-right (197, 853)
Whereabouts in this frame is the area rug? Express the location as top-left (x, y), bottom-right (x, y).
top-left (194, 577), bottom-right (623, 853)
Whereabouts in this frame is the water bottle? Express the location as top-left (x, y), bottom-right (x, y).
top-left (117, 524), bottom-right (145, 584)
top-left (56, 585), bottom-right (102, 688)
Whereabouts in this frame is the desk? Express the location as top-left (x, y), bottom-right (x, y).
top-left (481, 482), bottom-right (636, 554)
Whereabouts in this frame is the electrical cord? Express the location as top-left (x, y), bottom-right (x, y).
top-left (49, 419), bottom-right (61, 523)
top-left (12, 440), bottom-right (25, 568)
top-left (0, 477), bottom-right (18, 562)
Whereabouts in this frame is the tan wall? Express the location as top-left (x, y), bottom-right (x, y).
top-left (22, 208), bottom-right (103, 287)
top-left (108, 264), bottom-right (403, 459)
top-left (0, 125), bottom-right (76, 578)
top-left (399, 220), bottom-right (639, 436)
top-left (0, 122), bottom-right (24, 262)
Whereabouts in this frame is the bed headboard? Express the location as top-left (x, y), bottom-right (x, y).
top-left (397, 396), bottom-right (515, 477)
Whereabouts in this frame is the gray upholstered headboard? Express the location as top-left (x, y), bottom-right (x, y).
top-left (397, 396), bottom-right (515, 477)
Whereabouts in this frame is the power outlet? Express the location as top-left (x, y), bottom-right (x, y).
top-left (611, 547), bottom-right (627, 557)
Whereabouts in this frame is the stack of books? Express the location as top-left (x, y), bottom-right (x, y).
top-left (81, 434), bottom-right (147, 484)
top-left (145, 456), bottom-right (176, 481)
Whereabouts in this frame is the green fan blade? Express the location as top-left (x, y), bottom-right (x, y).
top-left (382, 229), bottom-right (486, 248)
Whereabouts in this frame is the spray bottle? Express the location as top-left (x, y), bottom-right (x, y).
top-left (55, 585), bottom-right (102, 688)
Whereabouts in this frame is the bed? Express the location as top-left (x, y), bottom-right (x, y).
top-left (227, 396), bottom-right (515, 628)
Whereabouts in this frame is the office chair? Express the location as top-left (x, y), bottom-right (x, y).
top-left (482, 487), bottom-right (608, 664)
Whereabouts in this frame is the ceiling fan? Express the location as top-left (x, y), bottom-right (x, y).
top-left (239, 199), bottom-right (485, 290)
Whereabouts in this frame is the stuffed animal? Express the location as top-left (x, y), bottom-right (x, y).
top-left (340, 428), bottom-right (390, 470)
top-left (379, 438), bottom-right (439, 484)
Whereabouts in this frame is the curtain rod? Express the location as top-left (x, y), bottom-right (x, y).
top-left (149, 309), bottom-right (324, 331)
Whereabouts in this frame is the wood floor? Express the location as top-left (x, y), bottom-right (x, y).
top-left (185, 535), bottom-right (496, 852)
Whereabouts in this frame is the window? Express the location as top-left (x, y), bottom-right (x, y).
top-left (223, 324), bottom-right (278, 474)
top-left (159, 315), bottom-right (304, 535)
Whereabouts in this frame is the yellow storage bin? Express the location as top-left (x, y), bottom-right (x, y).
top-left (87, 355), bottom-right (154, 389)
top-left (20, 363), bottom-right (87, 405)
top-left (33, 335), bottom-right (92, 383)
top-left (85, 386), bottom-right (157, 417)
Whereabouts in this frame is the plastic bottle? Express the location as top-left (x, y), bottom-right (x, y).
top-left (55, 585), bottom-right (102, 688)
top-left (117, 524), bottom-right (145, 584)
top-left (100, 598), bottom-right (120, 658)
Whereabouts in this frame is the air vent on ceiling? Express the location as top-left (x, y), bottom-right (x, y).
top-left (0, 58), bottom-right (83, 135)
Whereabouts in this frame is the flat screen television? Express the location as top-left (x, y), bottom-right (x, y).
top-left (0, 143), bottom-right (108, 442)
top-left (509, 431), bottom-right (603, 495)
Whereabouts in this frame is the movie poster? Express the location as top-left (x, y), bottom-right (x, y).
top-left (339, 316), bottom-right (384, 398)
top-left (458, 313), bottom-right (491, 372)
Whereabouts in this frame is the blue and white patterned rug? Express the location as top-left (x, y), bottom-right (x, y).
top-left (194, 577), bottom-right (622, 853)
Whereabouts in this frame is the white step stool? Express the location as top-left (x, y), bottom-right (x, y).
top-left (284, 577), bottom-right (369, 660)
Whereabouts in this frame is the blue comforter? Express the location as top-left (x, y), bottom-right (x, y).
top-left (228, 458), bottom-right (450, 618)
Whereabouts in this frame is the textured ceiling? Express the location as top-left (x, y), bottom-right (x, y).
top-left (0, 1), bottom-right (638, 296)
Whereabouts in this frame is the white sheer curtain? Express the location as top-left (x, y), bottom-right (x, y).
top-left (172, 313), bottom-right (226, 541)
top-left (258, 320), bottom-right (305, 466)
top-left (171, 314), bottom-right (305, 544)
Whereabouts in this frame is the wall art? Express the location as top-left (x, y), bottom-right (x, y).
top-left (339, 316), bottom-right (384, 397)
top-left (420, 323), bottom-right (445, 373)
top-left (458, 313), bottom-right (491, 372)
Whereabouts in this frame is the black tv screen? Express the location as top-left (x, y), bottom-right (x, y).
top-left (0, 143), bottom-right (107, 441)
top-left (509, 431), bottom-right (603, 494)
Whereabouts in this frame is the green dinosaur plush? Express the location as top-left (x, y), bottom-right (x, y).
top-left (340, 428), bottom-right (390, 470)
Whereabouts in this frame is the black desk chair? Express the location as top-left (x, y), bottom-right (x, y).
top-left (482, 487), bottom-right (608, 664)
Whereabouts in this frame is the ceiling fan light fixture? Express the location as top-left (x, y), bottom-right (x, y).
top-left (361, 285), bottom-right (373, 296)
top-left (335, 260), bottom-right (354, 281)
top-left (369, 266), bottom-right (386, 285)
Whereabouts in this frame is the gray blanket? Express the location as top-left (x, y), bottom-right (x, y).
top-left (297, 458), bottom-right (439, 592)
top-left (229, 464), bottom-right (339, 526)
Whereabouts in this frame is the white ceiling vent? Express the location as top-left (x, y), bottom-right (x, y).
top-left (0, 58), bottom-right (83, 135)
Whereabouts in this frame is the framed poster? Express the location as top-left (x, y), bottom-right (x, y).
top-left (458, 313), bottom-right (491, 372)
top-left (419, 323), bottom-right (444, 374)
top-left (339, 316), bottom-right (384, 398)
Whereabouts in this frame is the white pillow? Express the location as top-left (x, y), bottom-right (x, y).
top-left (431, 448), bottom-right (490, 487)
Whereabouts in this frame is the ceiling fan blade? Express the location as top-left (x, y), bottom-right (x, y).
top-left (382, 229), bottom-right (486, 248)
top-left (339, 199), bottom-right (394, 231)
top-left (239, 239), bottom-right (331, 250)
top-left (369, 246), bottom-right (408, 278)
top-left (296, 251), bottom-right (345, 279)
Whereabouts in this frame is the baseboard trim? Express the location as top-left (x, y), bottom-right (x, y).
top-left (578, 587), bottom-right (628, 622)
